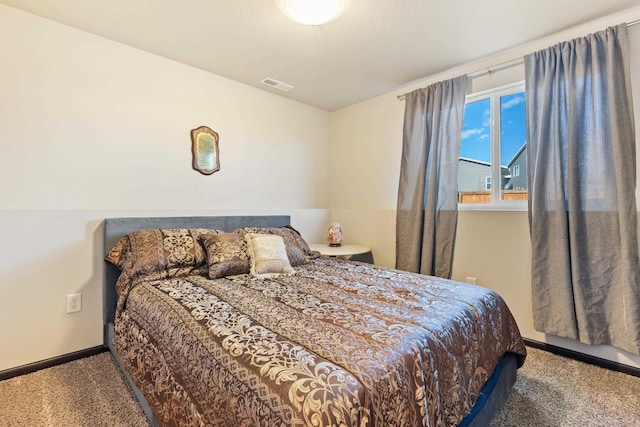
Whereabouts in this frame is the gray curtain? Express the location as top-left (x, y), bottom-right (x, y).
top-left (396, 76), bottom-right (468, 277)
top-left (525, 24), bottom-right (640, 354)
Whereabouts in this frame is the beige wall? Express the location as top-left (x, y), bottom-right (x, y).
top-left (3, 2), bottom-right (640, 373)
top-left (0, 5), bottom-right (330, 371)
top-left (329, 7), bottom-right (640, 368)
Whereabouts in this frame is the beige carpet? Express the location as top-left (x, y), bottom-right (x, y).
top-left (0, 347), bottom-right (638, 426)
top-left (490, 347), bottom-right (640, 426)
top-left (0, 352), bottom-right (150, 427)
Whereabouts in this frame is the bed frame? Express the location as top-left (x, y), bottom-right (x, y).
top-left (102, 215), bottom-right (517, 427)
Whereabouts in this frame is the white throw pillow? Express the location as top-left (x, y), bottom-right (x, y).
top-left (245, 233), bottom-right (295, 278)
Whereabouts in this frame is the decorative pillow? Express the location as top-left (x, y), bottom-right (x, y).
top-left (105, 228), bottom-right (221, 280)
top-left (234, 226), bottom-right (312, 266)
top-left (245, 233), bottom-right (295, 278)
top-left (200, 233), bottom-right (250, 279)
top-left (105, 236), bottom-right (129, 268)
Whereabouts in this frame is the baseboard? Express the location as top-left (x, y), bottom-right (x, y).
top-left (0, 346), bottom-right (107, 381)
top-left (524, 338), bottom-right (640, 378)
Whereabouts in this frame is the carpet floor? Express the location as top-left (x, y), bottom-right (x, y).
top-left (0, 347), bottom-right (638, 426)
top-left (0, 352), bottom-right (150, 427)
top-left (490, 347), bottom-right (640, 426)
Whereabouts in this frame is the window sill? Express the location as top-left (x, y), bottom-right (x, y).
top-left (458, 202), bottom-right (527, 212)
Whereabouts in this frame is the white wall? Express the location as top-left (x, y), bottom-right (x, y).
top-left (330, 7), bottom-right (640, 368)
top-left (3, 3), bottom-right (640, 373)
top-left (0, 5), bottom-right (331, 371)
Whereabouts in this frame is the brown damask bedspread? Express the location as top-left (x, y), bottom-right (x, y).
top-left (113, 258), bottom-right (526, 427)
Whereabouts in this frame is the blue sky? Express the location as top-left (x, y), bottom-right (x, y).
top-left (460, 92), bottom-right (526, 165)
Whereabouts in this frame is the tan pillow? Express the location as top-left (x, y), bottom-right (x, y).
top-left (200, 233), bottom-right (250, 278)
top-left (245, 233), bottom-right (295, 278)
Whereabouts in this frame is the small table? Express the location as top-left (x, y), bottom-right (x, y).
top-left (309, 244), bottom-right (373, 264)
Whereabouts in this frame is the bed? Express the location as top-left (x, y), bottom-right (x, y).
top-left (103, 215), bottom-right (526, 426)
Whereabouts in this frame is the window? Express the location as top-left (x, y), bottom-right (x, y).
top-left (458, 82), bottom-right (528, 207)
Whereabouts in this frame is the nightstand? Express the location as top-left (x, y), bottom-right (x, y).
top-left (309, 244), bottom-right (374, 264)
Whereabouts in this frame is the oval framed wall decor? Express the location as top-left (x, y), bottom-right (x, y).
top-left (190, 125), bottom-right (220, 175)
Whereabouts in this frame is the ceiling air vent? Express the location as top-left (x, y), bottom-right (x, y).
top-left (260, 77), bottom-right (294, 92)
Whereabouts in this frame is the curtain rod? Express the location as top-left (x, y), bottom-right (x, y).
top-left (397, 19), bottom-right (640, 100)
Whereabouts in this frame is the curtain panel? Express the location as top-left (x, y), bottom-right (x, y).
top-left (396, 76), bottom-right (468, 277)
top-left (525, 24), bottom-right (640, 354)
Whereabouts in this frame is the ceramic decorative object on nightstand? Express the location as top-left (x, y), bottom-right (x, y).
top-left (326, 222), bottom-right (343, 247)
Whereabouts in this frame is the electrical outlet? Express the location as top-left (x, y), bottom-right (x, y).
top-left (466, 277), bottom-right (477, 285)
top-left (66, 293), bottom-right (82, 313)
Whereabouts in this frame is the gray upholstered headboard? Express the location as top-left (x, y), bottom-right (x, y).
top-left (102, 215), bottom-right (290, 344)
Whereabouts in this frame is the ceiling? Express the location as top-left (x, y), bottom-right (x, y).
top-left (2, 0), bottom-right (639, 111)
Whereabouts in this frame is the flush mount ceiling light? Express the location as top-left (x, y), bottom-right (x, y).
top-left (277, 0), bottom-right (345, 25)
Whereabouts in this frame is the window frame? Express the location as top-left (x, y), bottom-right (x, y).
top-left (458, 81), bottom-right (527, 211)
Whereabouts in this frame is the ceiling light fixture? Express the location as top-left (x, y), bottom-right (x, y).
top-left (277, 0), bottom-right (345, 26)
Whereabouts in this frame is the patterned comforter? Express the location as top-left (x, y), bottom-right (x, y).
top-left (113, 257), bottom-right (526, 426)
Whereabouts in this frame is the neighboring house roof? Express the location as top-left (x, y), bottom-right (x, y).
top-left (506, 143), bottom-right (527, 167)
top-left (459, 157), bottom-right (510, 174)
top-left (459, 157), bottom-right (490, 167)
